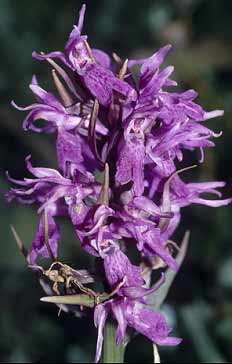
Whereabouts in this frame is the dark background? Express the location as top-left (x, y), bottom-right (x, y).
top-left (0, 0), bottom-right (232, 362)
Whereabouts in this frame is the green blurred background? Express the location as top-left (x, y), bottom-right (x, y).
top-left (0, 0), bottom-right (232, 362)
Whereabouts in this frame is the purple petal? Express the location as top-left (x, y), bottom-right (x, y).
top-left (203, 110), bottom-right (224, 120)
top-left (56, 131), bottom-right (84, 175)
top-left (140, 45), bottom-right (172, 87)
top-left (38, 185), bottom-right (72, 213)
top-left (155, 336), bottom-right (183, 346)
top-left (116, 136), bottom-right (145, 196)
top-left (11, 100), bottom-right (47, 112)
top-left (122, 273), bottom-right (166, 299)
top-left (94, 304), bottom-right (109, 363)
top-left (193, 197), bottom-right (232, 207)
top-left (93, 49), bottom-right (111, 68)
top-left (141, 229), bottom-right (179, 272)
top-left (65, 4), bottom-right (86, 53)
top-left (32, 51), bottom-right (72, 70)
top-left (141, 66), bottom-right (174, 99)
top-left (125, 306), bottom-right (181, 347)
top-left (30, 83), bottom-right (64, 111)
top-left (112, 301), bottom-right (128, 345)
top-left (104, 248), bottom-right (143, 290)
top-left (83, 63), bottom-right (137, 107)
top-left (133, 196), bottom-right (171, 218)
top-left (76, 4), bottom-right (86, 33)
top-left (25, 156), bottom-right (71, 183)
top-left (69, 201), bottom-right (90, 227)
top-left (77, 206), bottom-right (114, 237)
top-left (29, 212), bottom-right (60, 264)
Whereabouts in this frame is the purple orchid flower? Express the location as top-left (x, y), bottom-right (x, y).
top-left (12, 76), bottom-right (82, 133)
top-left (95, 299), bottom-right (180, 363)
top-left (6, 156), bottom-right (102, 261)
top-left (94, 246), bottom-right (179, 362)
top-left (116, 46), bottom-right (224, 193)
top-left (7, 4), bottom-right (231, 363)
top-left (32, 5), bottom-right (137, 107)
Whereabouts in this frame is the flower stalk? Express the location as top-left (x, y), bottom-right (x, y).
top-left (153, 344), bottom-right (161, 364)
top-left (103, 321), bottom-right (126, 364)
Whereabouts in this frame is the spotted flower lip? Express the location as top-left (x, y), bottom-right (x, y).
top-left (7, 3), bottom-right (231, 363)
top-left (124, 305), bottom-right (182, 346)
top-left (103, 246), bottom-right (166, 299)
top-left (116, 133), bottom-right (145, 196)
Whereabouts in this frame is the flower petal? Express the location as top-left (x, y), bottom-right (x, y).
top-left (94, 304), bottom-right (109, 363)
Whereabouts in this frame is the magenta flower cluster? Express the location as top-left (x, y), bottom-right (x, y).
top-left (7, 4), bottom-right (231, 362)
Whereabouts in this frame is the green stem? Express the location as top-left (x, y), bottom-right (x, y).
top-left (103, 321), bottom-right (126, 363)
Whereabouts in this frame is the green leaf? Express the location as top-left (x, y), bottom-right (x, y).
top-left (180, 302), bottom-right (227, 363)
top-left (217, 257), bottom-right (232, 289)
top-left (149, 231), bottom-right (190, 310)
top-left (40, 294), bottom-right (95, 308)
top-left (216, 317), bottom-right (232, 341)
